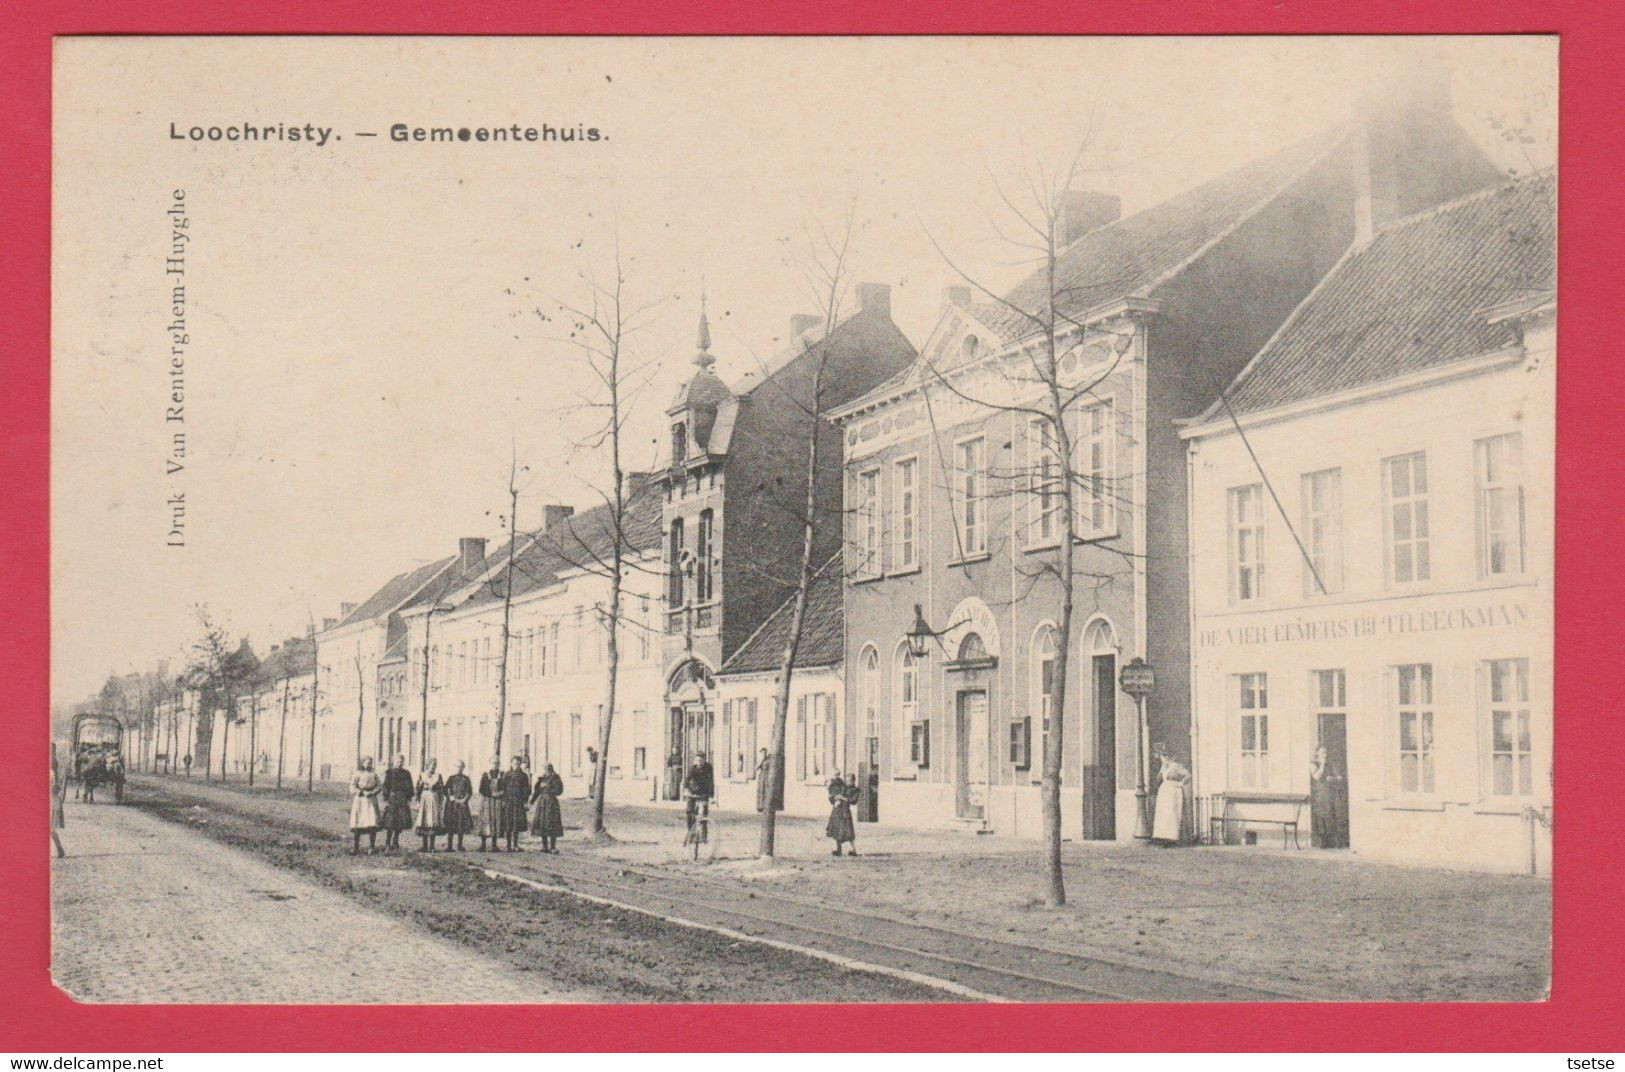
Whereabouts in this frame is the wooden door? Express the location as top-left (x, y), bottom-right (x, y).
top-left (1082, 654), bottom-right (1118, 839)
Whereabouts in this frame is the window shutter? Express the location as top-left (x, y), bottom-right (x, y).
top-left (796, 696), bottom-right (807, 780)
top-left (721, 701), bottom-right (733, 777)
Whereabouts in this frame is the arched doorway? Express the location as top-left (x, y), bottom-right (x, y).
top-left (858, 646), bottom-right (881, 821)
top-left (1082, 617), bottom-right (1119, 839)
top-left (664, 658), bottom-right (716, 800)
top-left (947, 630), bottom-right (996, 821)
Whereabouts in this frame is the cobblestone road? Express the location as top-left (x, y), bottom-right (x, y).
top-left (51, 800), bottom-right (598, 1003)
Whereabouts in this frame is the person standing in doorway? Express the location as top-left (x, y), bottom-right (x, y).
top-left (348, 756), bottom-right (382, 855)
top-left (1151, 745), bottom-right (1190, 846)
top-left (529, 762), bottom-right (565, 853)
top-left (754, 748), bottom-right (772, 813)
top-left (442, 761), bottom-right (474, 851)
top-left (379, 754), bottom-right (414, 853)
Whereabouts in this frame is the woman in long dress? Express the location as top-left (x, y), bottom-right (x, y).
top-left (379, 754), bottom-right (415, 852)
top-left (348, 757), bottom-right (382, 855)
top-left (1151, 747), bottom-right (1190, 845)
top-left (825, 773), bottom-right (858, 856)
top-left (476, 758), bottom-right (503, 853)
top-left (414, 758), bottom-right (446, 852)
top-left (441, 761), bottom-right (474, 851)
top-left (528, 763), bottom-right (565, 853)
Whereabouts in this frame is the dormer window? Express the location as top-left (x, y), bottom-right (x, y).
top-left (672, 422), bottom-right (688, 464)
top-left (962, 335), bottom-right (981, 361)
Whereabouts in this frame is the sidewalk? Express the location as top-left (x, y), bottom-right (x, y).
top-left (134, 773), bottom-right (1550, 1000)
top-left (51, 798), bottom-right (596, 1003)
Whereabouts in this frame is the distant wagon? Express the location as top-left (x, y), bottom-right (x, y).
top-left (72, 712), bottom-right (125, 803)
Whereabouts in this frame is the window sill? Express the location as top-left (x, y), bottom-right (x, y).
top-left (1472, 800), bottom-right (1540, 816)
top-left (949, 552), bottom-right (992, 568)
top-left (889, 563), bottom-right (922, 578)
top-left (1380, 798), bottom-right (1447, 812)
top-left (851, 573), bottom-right (886, 586)
top-left (892, 773), bottom-right (918, 782)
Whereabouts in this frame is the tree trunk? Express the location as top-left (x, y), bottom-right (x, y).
top-left (276, 679), bottom-right (290, 789)
top-left (590, 362), bottom-right (626, 839)
top-left (248, 695), bottom-right (259, 786)
top-left (219, 702), bottom-right (230, 782)
top-left (1041, 238), bottom-right (1072, 908)
top-left (307, 641), bottom-right (321, 791)
top-left (759, 358), bottom-right (824, 859)
top-left (353, 650), bottom-right (366, 767)
top-left (491, 483), bottom-right (520, 773)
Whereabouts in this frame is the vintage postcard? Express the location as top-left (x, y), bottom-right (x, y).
top-left (50, 35), bottom-right (1555, 1005)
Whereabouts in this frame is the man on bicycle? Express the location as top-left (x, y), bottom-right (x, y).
top-left (682, 751), bottom-right (715, 836)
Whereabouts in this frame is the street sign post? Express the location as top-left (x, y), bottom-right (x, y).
top-left (1119, 657), bottom-right (1156, 839)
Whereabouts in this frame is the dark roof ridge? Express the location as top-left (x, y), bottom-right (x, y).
top-left (719, 550), bottom-right (843, 675)
top-left (1365, 167), bottom-right (1553, 243)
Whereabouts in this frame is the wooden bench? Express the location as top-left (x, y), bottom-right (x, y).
top-left (1208, 791), bottom-right (1309, 850)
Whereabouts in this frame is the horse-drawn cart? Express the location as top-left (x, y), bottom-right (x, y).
top-left (71, 712), bottom-right (126, 803)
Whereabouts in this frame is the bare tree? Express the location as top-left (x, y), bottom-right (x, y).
top-left (523, 243), bottom-right (662, 840)
top-left (485, 452), bottom-right (526, 777)
top-left (352, 646), bottom-right (366, 766)
top-left (924, 143), bottom-right (1138, 906)
top-left (306, 617), bottom-right (322, 792)
top-left (755, 213), bottom-right (858, 859)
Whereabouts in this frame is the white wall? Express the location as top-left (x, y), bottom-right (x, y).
top-left (1186, 328), bottom-right (1553, 874)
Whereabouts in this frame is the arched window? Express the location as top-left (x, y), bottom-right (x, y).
top-left (896, 643), bottom-right (923, 768)
top-left (958, 632), bottom-right (987, 662)
top-left (860, 647), bottom-right (880, 743)
top-left (962, 335), bottom-right (980, 361)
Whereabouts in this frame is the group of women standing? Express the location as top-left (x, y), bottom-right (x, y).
top-left (348, 755), bottom-right (564, 855)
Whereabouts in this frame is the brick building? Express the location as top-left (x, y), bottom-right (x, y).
top-left (830, 80), bottom-right (1504, 840)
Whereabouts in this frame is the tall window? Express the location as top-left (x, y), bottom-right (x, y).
top-left (1228, 484), bottom-right (1266, 602)
top-left (1485, 658), bottom-right (1533, 797)
top-left (1314, 668), bottom-right (1346, 716)
top-left (481, 636), bottom-right (491, 683)
top-left (638, 598), bottom-right (652, 660)
top-left (572, 607), bottom-right (584, 668)
top-left (898, 645), bottom-right (923, 768)
top-left (1077, 399), bottom-right (1115, 537)
top-left (696, 509), bottom-right (715, 602)
top-left (1384, 452), bottom-right (1431, 584)
top-left (459, 641), bottom-right (469, 687)
top-left (667, 519), bottom-right (685, 607)
top-left (856, 468), bottom-right (880, 575)
top-left (1475, 434), bottom-right (1526, 577)
top-left (1032, 626), bottom-right (1057, 771)
top-left (548, 622), bottom-right (559, 675)
top-left (956, 437), bottom-right (987, 556)
top-left (1300, 468), bottom-right (1343, 596)
top-left (1395, 663), bottom-right (1436, 794)
top-left (1236, 673), bottom-right (1269, 787)
top-left (569, 710), bottom-right (582, 775)
top-left (860, 648), bottom-right (880, 750)
top-left (893, 457), bottom-right (918, 570)
top-left (1029, 418), bottom-right (1060, 544)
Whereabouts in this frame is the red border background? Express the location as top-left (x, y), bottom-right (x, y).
top-left (3, 1), bottom-right (1620, 1053)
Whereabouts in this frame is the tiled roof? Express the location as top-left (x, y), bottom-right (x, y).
top-left (457, 477), bottom-right (665, 611)
top-left (720, 553), bottom-right (843, 676)
top-left (966, 128), bottom-right (1344, 347)
top-left (1218, 171), bottom-right (1555, 417)
top-left (336, 556), bottom-right (454, 628)
top-left (253, 636), bottom-right (314, 686)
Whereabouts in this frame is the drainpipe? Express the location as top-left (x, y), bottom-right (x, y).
top-left (1186, 436), bottom-right (1201, 838)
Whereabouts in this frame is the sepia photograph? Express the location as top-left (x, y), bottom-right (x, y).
top-left (46, 34), bottom-right (1556, 1008)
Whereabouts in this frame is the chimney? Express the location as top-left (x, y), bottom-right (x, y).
top-left (855, 282), bottom-right (890, 317)
top-left (339, 601), bottom-right (357, 619)
top-left (322, 617), bottom-right (337, 631)
top-left (622, 471), bottom-right (651, 499)
top-left (270, 644), bottom-right (280, 654)
top-left (457, 537), bottom-right (487, 573)
top-left (790, 313), bottom-right (821, 336)
top-left (542, 504), bottom-right (576, 533)
top-left (1352, 125), bottom-right (1375, 245)
top-left (943, 285), bottom-right (972, 309)
top-left (1060, 191), bottom-right (1121, 246)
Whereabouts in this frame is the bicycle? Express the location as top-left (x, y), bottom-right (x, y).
top-left (683, 796), bottom-right (711, 861)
